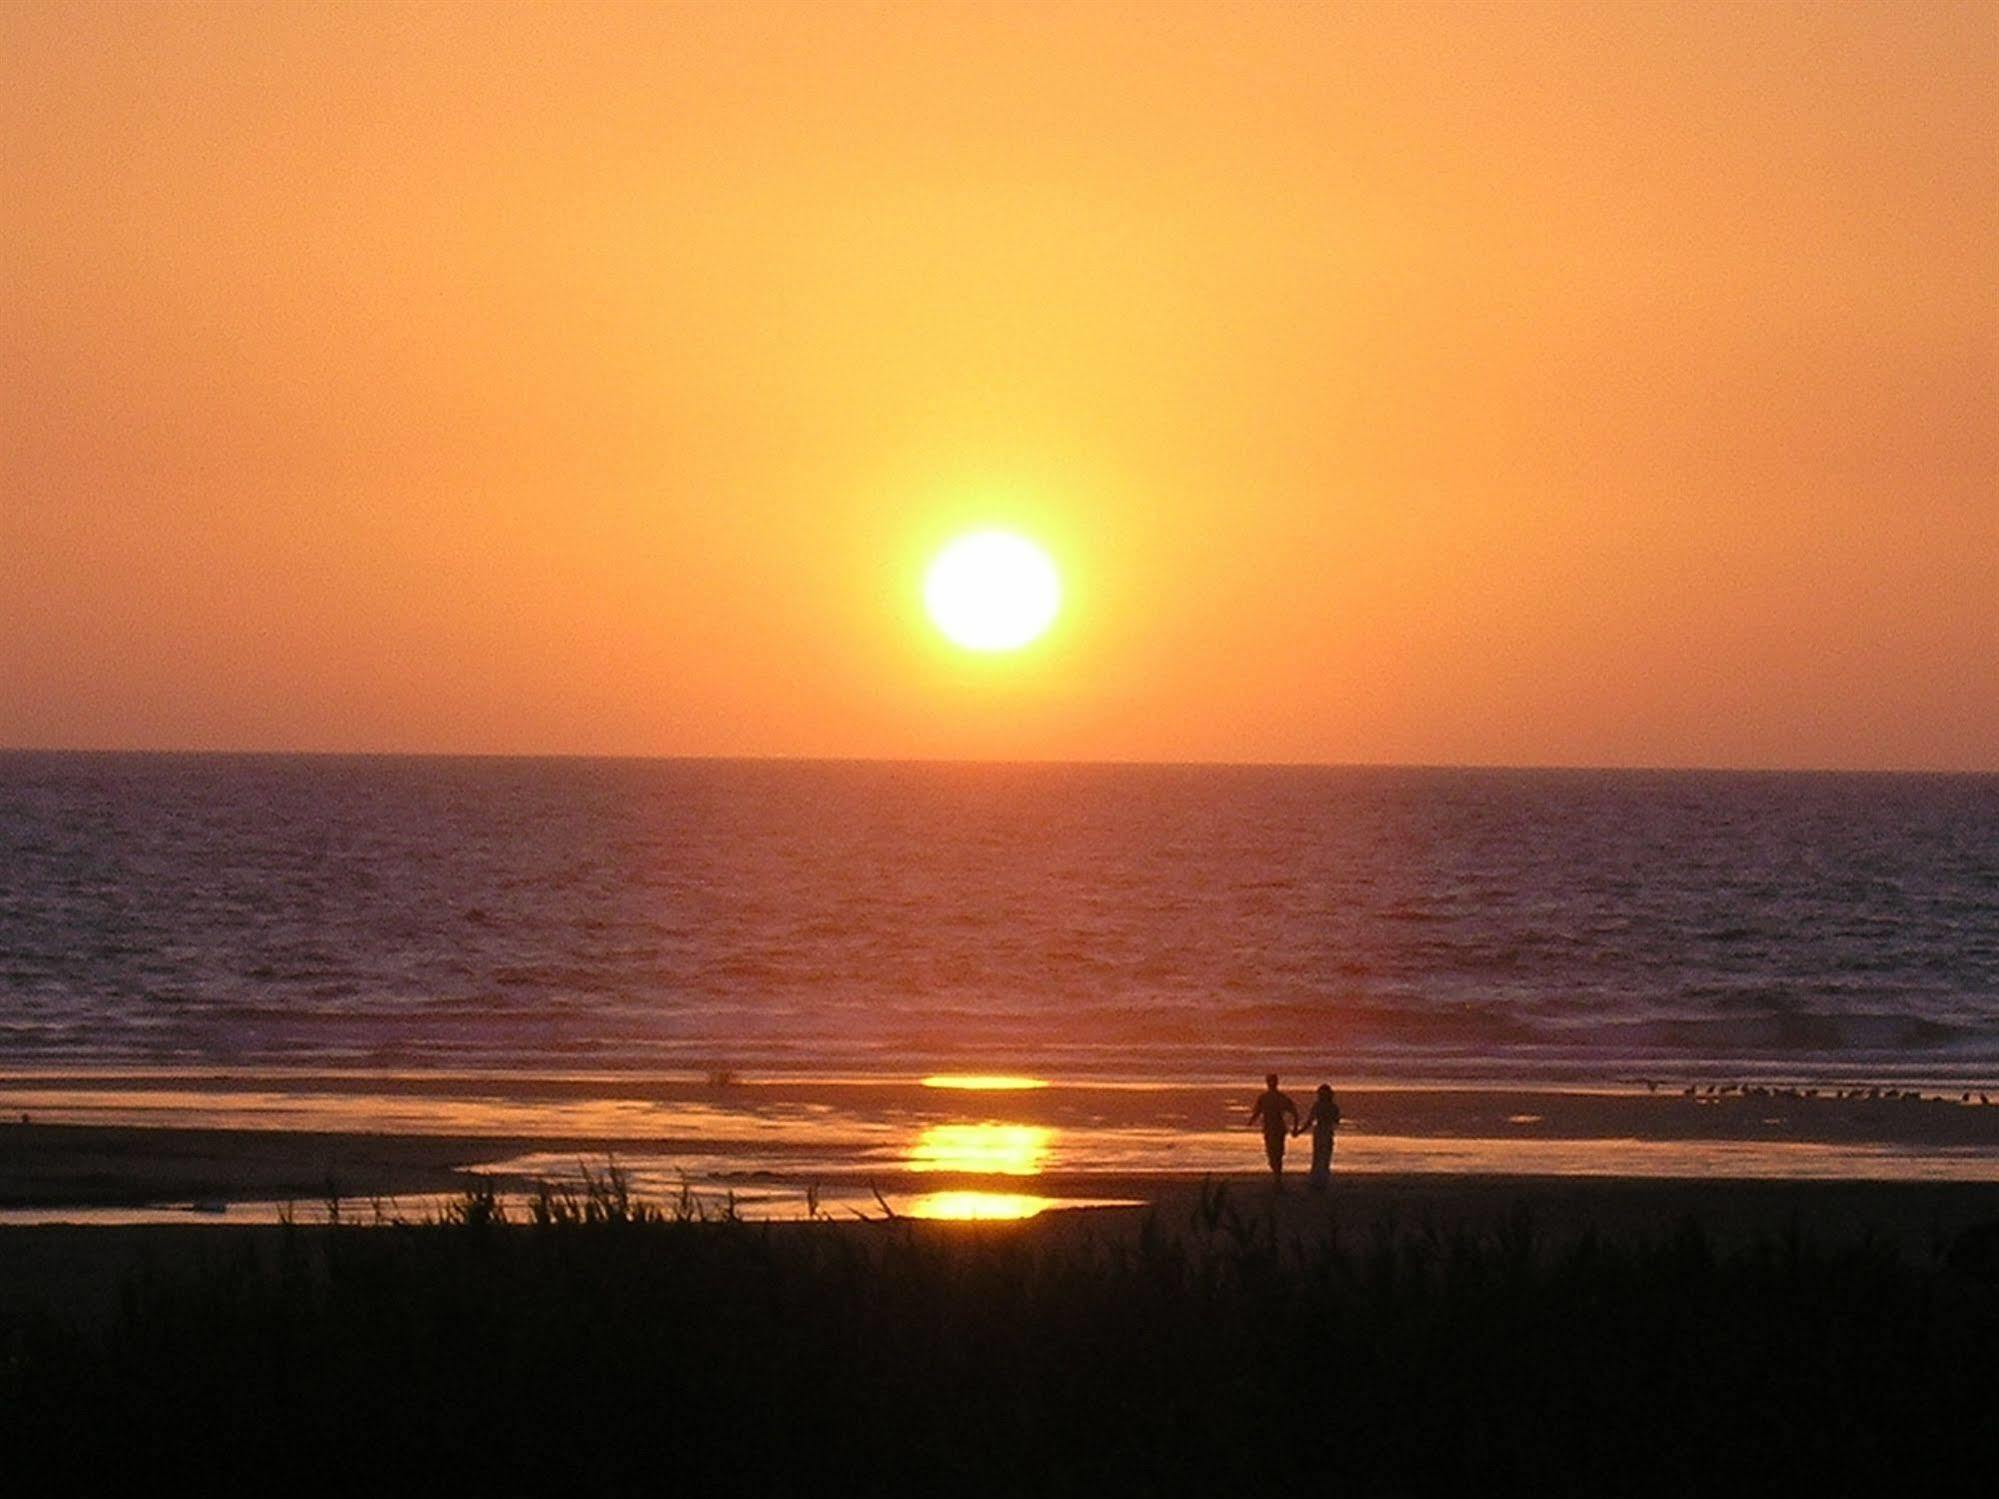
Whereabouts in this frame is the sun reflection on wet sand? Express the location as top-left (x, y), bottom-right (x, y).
top-left (0, 1185), bottom-right (1146, 1228)
top-left (902, 1191), bottom-right (1061, 1221)
top-left (920, 1074), bottom-right (1050, 1091)
top-left (908, 1123), bottom-right (1052, 1174)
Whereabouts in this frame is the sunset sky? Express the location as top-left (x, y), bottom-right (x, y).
top-left (5, 0), bottom-right (1993, 769)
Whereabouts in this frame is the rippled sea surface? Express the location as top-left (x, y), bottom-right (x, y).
top-left (2, 755), bottom-right (1994, 1086)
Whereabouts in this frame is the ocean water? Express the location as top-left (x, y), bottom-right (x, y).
top-left (2, 754), bottom-right (1995, 1087)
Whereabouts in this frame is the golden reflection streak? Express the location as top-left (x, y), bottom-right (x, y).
top-left (902, 1191), bottom-right (1057, 1221)
top-left (908, 1123), bottom-right (1052, 1175)
top-left (919, 1074), bottom-right (1050, 1091)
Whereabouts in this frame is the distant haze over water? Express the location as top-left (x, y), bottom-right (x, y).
top-left (2, 756), bottom-right (1995, 1088)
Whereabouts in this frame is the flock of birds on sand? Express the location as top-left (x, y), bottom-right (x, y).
top-left (1639, 1081), bottom-right (1991, 1106)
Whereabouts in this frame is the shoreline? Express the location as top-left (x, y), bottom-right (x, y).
top-left (7, 1070), bottom-right (1994, 1132)
top-left (5, 1056), bottom-right (1997, 1091)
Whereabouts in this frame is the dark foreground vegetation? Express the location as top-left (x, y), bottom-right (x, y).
top-left (5, 1178), bottom-right (1996, 1495)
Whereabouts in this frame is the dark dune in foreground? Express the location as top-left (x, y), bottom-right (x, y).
top-left (6, 1172), bottom-right (1999, 1324)
top-left (5, 1178), bottom-right (1997, 1493)
top-left (7, 1106), bottom-right (1995, 1488)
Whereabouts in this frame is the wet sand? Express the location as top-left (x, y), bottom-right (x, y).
top-left (4, 1073), bottom-right (1997, 1214)
top-left (4, 1071), bottom-right (1998, 1210)
top-left (7, 1111), bottom-right (1997, 1208)
top-left (0, 1121), bottom-right (595, 1210)
top-left (6, 1071), bottom-right (1996, 1146)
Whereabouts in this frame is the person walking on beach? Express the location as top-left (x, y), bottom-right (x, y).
top-left (1248, 1074), bottom-right (1299, 1188)
top-left (1298, 1083), bottom-right (1341, 1190)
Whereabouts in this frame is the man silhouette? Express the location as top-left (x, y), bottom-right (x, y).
top-left (1247, 1074), bottom-right (1299, 1188)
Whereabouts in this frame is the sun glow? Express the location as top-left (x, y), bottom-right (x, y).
top-left (923, 531), bottom-right (1060, 652)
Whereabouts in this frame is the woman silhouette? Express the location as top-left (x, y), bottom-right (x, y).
top-left (1298, 1084), bottom-right (1341, 1190)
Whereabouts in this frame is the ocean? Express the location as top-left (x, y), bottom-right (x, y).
top-left (3, 754), bottom-right (1994, 1090)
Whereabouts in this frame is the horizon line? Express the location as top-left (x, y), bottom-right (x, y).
top-left (2, 746), bottom-right (1993, 777)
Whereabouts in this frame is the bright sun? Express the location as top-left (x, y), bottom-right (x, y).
top-left (923, 531), bottom-right (1060, 652)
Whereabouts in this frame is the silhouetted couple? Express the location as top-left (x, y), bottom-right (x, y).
top-left (1248, 1074), bottom-right (1341, 1191)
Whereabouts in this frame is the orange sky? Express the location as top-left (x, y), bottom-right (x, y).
top-left (4, 0), bottom-right (1994, 768)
